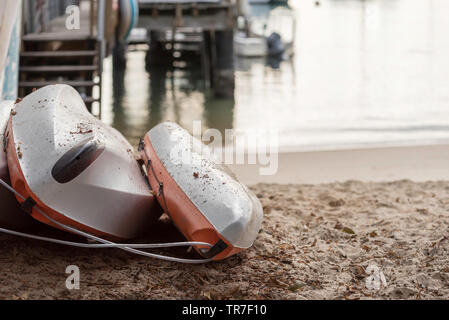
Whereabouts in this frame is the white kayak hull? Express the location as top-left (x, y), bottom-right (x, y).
top-left (234, 33), bottom-right (267, 57)
top-left (140, 122), bottom-right (263, 260)
top-left (5, 85), bottom-right (162, 239)
top-left (0, 100), bottom-right (37, 229)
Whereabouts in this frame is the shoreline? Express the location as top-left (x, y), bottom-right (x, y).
top-left (228, 144), bottom-right (449, 185)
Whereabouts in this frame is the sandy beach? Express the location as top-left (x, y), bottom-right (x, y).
top-left (0, 145), bottom-right (448, 300)
top-left (228, 144), bottom-right (449, 185)
top-left (2, 0), bottom-right (449, 303)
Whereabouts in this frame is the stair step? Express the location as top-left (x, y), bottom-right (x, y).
top-left (21, 50), bottom-right (97, 58)
top-left (19, 81), bottom-right (97, 88)
top-left (166, 36), bottom-right (203, 43)
top-left (20, 65), bottom-right (97, 73)
top-left (82, 97), bottom-right (99, 103)
top-left (22, 34), bottom-right (96, 42)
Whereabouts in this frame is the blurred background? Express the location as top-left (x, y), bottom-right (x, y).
top-left (101, 0), bottom-right (449, 151)
top-left (3, 0), bottom-right (449, 152)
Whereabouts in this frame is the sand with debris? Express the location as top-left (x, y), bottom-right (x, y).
top-left (0, 180), bottom-right (448, 300)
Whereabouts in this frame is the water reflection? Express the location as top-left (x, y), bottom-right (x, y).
top-left (146, 62), bottom-right (235, 137)
top-left (111, 65), bottom-right (125, 129)
top-left (146, 64), bottom-right (168, 127)
top-left (106, 51), bottom-right (151, 146)
top-left (103, 0), bottom-right (449, 151)
top-left (204, 96), bottom-right (235, 134)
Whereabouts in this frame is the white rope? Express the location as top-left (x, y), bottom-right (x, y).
top-left (0, 227), bottom-right (212, 249)
top-left (0, 178), bottom-right (213, 263)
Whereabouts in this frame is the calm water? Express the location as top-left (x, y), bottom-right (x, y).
top-left (101, 0), bottom-right (449, 151)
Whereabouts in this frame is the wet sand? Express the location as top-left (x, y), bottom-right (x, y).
top-left (229, 144), bottom-right (449, 184)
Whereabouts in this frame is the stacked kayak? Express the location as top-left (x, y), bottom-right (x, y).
top-left (0, 84), bottom-right (263, 261)
top-left (139, 122), bottom-right (263, 260)
top-left (0, 101), bottom-right (37, 230)
top-left (4, 85), bottom-right (162, 240)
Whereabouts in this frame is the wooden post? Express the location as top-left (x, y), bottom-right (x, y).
top-left (201, 30), bottom-right (211, 88)
top-left (213, 29), bottom-right (234, 98)
top-left (236, 0), bottom-right (241, 16)
top-left (174, 4), bottom-right (183, 28)
top-left (152, 8), bottom-right (158, 18)
top-left (192, 3), bottom-right (199, 17)
top-left (209, 30), bottom-right (217, 89)
top-left (89, 0), bottom-right (95, 38)
top-left (227, 2), bottom-right (234, 29)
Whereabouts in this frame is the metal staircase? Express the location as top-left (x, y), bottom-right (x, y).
top-left (18, 35), bottom-right (102, 115)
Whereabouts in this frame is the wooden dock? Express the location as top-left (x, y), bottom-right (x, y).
top-left (19, 0), bottom-right (240, 107)
top-left (135, 0), bottom-right (240, 97)
top-left (137, 1), bottom-right (236, 30)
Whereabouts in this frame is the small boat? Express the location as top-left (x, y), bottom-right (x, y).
top-left (267, 32), bottom-right (285, 56)
top-left (234, 31), bottom-right (268, 57)
top-left (0, 100), bottom-right (37, 229)
top-left (234, 31), bottom-right (286, 58)
top-left (5, 85), bottom-right (163, 240)
top-left (139, 122), bottom-right (263, 260)
top-left (236, 3), bottom-right (295, 58)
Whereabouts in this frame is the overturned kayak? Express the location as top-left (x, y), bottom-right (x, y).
top-left (0, 100), bottom-right (36, 230)
top-left (5, 85), bottom-right (162, 240)
top-left (139, 122), bottom-right (263, 260)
